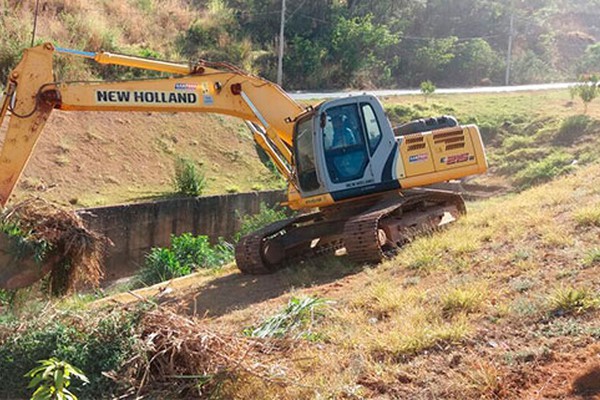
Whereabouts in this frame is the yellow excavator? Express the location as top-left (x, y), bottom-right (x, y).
top-left (0, 43), bottom-right (487, 287)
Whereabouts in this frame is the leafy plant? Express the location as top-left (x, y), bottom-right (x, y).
top-left (571, 75), bottom-right (599, 114)
top-left (26, 358), bottom-right (89, 400)
top-left (0, 309), bottom-right (141, 399)
top-left (420, 80), bottom-right (436, 102)
top-left (244, 296), bottom-right (329, 340)
top-left (173, 157), bottom-right (206, 197)
top-left (235, 203), bottom-right (290, 241)
top-left (136, 233), bottom-right (233, 286)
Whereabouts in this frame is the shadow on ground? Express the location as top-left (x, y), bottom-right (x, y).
top-left (572, 364), bottom-right (600, 399)
top-left (172, 256), bottom-right (364, 318)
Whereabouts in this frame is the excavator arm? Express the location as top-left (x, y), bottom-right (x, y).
top-left (0, 43), bottom-right (305, 207)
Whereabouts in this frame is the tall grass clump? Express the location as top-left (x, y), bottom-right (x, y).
top-left (574, 205), bottom-right (600, 227)
top-left (173, 157), bottom-right (206, 197)
top-left (244, 296), bottom-right (329, 340)
top-left (136, 233), bottom-right (233, 287)
top-left (513, 151), bottom-right (574, 189)
top-left (554, 115), bottom-right (591, 145)
top-left (547, 287), bottom-right (599, 316)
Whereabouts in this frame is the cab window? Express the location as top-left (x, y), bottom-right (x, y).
top-left (322, 104), bottom-right (369, 184)
top-left (294, 117), bottom-right (321, 192)
top-left (361, 103), bottom-right (382, 154)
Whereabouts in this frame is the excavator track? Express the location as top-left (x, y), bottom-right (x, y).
top-left (235, 217), bottom-right (297, 274)
top-left (235, 189), bottom-right (466, 274)
top-left (345, 190), bottom-right (465, 265)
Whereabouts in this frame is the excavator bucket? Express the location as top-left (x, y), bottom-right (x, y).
top-left (0, 233), bottom-right (51, 289)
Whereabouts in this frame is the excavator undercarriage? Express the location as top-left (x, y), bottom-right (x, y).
top-left (235, 188), bottom-right (465, 273)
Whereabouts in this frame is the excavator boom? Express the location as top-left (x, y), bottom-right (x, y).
top-left (0, 43), bottom-right (303, 207)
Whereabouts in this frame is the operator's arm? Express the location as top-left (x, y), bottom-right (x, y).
top-left (0, 43), bottom-right (304, 207)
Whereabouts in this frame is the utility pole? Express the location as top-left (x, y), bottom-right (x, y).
top-left (31, 0), bottom-right (41, 47)
top-left (277, 0), bottom-right (286, 87)
top-left (504, 7), bottom-right (514, 86)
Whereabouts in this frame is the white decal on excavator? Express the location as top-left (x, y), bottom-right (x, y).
top-left (95, 90), bottom-right (198, 105)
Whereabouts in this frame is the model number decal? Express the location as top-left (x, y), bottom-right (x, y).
top-left (441, 152), bottom-right (471, 165)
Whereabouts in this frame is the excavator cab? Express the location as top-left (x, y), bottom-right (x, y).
top-left (293, 95), bottom-right (401, 205)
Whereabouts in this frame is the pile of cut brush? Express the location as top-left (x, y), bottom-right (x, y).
top-left (0, 198), bottom-right (108, 293)
top-left (124, 308), bottom-right (296, 398)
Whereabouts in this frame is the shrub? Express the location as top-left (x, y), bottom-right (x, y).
top-left (513, 151), bottom-right (574, 189)
top-left (571, 75), bottom-right (599, 114)
top-left (420, 80), bottom-right (436, 102)
top-left (554, 115), bottom-right (591, 145)
top-left (136, 233), bottom-right (233, 287)
top-left (236, 203), bottom-right (290, 241)
top-left (0, 310), bottom-right (141, 399)
top-left (173, 157), bottom-right (206, 197)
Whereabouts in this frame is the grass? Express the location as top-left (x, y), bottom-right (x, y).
top-left (440, 285), bottom-right (487, 317)
top-left (574, 205), bottom-right (600, 227)
top-left (547, 287), bottom-right (599, 316)
top-left (244, 296), bottom-right (329, 340)
top-left (582, 248), bottom-right (600, 268)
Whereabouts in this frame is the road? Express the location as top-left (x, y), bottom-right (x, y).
top-left (289, 82), bottom-right (575, 100)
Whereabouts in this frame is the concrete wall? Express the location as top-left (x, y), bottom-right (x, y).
top-left (78, 191), bottom-right (286, 281)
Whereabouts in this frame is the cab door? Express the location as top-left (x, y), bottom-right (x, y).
top-left (319, 96), bottom-right (397, 200)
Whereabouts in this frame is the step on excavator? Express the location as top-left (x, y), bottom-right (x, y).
top-left (0, 43), bottom-right (487, 288)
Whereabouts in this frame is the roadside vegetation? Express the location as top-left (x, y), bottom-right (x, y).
top-left (135, 233), bottom-right (233, 287)
top-left (2, 1), bottom-right (600, 89)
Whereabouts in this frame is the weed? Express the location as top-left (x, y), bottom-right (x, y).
top-left (440, 286), bottom-right (486, 317)
top-left (582, 248), bottom-right (600, 268)
top-left (244, 296), bottom-right (329, 340)
top-left (136, 233), bottom-right (233, 287)
top-left (509, 277), bottom-right (535, 293)
top-left (574, 205), bottom-right (600, 227)
top-left (537, 318), bottom-right (587, 338)
top-left (464, 361), bottom-right (502, 398)
top-left (173, 157), bottom-right (206, 196)
top-left (547, 287), bottom-right (599, 316)
top-left (26, 357), bottom-right (89, 400)
top-left (225, 185), bottom-right (240, 193)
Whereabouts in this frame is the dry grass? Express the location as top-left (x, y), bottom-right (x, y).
top-left (131, 308), bottom-right (296, 398)
top-left (1, 198), bottom-right (108, 293)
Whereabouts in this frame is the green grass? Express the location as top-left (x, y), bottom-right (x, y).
top-left (547, 287), bottom-right (599, 316)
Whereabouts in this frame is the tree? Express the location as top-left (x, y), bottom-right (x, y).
top-left (420, 80), bottom-right (436, 102)
top-left (572, 75), bottom-right (599, 114)
top-left (329, 14), bottom-right (397, 87)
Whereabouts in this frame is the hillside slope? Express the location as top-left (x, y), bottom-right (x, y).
top-left (0, 110), bottom-right (281, 207)
top-left (1, 133), bottom-right (599, 398)
top-left (88, 161), bottom-right (600, 399)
